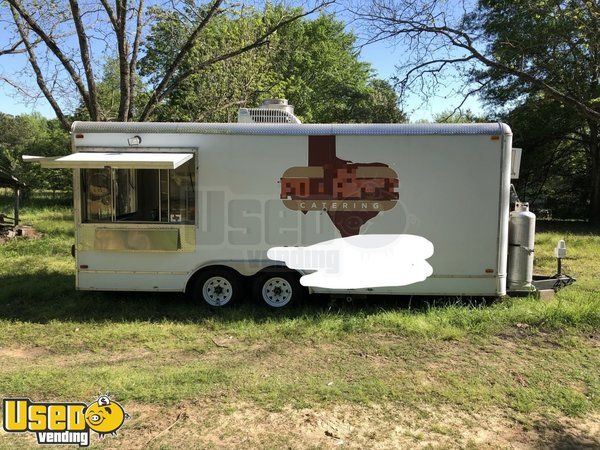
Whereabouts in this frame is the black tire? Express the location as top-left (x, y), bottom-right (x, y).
top-left (252, 271), bottom-right (306, 308)
top-left (192, 268), bottom-right (244, 307)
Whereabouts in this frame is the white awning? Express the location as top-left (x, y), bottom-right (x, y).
top-left (23, 152), bottom-right (193, 169)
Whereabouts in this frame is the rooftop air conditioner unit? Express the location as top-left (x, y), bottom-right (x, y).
top-left (238, 99), bottom-right (301, 124)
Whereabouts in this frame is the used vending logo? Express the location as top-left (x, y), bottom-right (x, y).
top-left (2, 395), bottom-right (129, 447)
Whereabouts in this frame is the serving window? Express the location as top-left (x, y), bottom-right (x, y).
top-left (81, 157), bottom-right (195, 224)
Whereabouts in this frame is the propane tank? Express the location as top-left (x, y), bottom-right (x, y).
top-left (508, 202), bottom-right (536, 290)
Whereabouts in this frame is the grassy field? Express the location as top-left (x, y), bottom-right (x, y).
top-left (0, 192), bottom-right (598, 449)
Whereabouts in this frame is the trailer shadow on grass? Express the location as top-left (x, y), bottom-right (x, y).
top-left (0, 271), bottom-right (501, 325)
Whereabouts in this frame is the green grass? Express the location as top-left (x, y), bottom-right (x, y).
top-left (0, 192), bottom-right (598, 448)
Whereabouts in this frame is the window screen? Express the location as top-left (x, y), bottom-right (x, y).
top-left (81, 157), bottom-right (195, 224)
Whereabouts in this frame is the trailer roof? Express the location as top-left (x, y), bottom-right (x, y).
top-left (72, 122), bottom-right (511, 136)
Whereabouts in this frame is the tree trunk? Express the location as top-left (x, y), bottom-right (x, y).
top-left (590, 121), bottom-right (600, 225)
top-left (116, 0), bottom-right (131, 121)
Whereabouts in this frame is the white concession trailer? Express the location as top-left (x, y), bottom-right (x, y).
top-left (26, 111), bottom-right (538, 307)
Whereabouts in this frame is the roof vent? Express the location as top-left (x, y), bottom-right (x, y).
top-left (238, 99), bottom-right (301, 124)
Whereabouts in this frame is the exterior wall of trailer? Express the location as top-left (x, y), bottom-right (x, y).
top-left (72, 128), bottom-right (512, 296)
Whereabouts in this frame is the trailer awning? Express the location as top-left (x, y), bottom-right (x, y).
top-left (23, 152), bottom-right (193, 170)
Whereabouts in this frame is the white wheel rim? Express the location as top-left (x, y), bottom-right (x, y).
top-left (262, 277), bottom-right (293, 307)
top-left (202, 276), bottom-right (233, 306)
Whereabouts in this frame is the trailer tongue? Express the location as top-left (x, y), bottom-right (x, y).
top-left (506, 197), bottom-right (574, 297)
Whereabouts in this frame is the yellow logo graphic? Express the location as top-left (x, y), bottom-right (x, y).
top-left (3, 394), bottom-right (128, 447)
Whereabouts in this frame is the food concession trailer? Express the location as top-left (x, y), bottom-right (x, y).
top-left (25, 101), bottom-right (566, 307)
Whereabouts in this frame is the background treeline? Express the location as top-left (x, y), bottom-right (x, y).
top-left (0, 113), bottom-right (71, 194)
top-left (431, 105), bottom-right (592, 220)
top-left (0, 1), bottom-right (597, 221)
top-left (2, 11), bottom-right (405, 195)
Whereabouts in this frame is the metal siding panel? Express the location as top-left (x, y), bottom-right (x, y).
top-left (71, 132), bottom-right (509, 296)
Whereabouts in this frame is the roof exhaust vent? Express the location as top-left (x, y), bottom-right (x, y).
top-left (238, 98), bottom-right (301, 124)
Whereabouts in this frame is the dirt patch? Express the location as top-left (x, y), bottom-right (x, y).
top-left (0, 346), bottom-right (48, 360)
top-left (0, 225), bottom-right (42, 244)
top-left (0, 346), bottom-right (191, 371)
top-left (1, 400), bottom-right (597, 449)
top-left (0, 334), bottom-right (597, 448)
top-left (82, 401), bottom-right (600, 449)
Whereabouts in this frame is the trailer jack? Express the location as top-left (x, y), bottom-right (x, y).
top-left (532, 239), bottom-right (575, 292)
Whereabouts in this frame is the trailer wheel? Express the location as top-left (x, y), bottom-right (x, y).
top-left (193, 268), bottom-right (243, 307)
top-left (253, 272), bottom-right (305, 308)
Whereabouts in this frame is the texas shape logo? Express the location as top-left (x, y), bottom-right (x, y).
top-left (280, 135), bottom-right (399, 237)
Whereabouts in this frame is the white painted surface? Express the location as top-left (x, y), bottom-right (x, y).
top-left (511, 148), bottom-right (522, 179)
top-left (26, 152), bottom-right (193, 169)
top-left (268, 234), bottom-right (434, 289)
top-left (56, 123), bottom-right (512, 296)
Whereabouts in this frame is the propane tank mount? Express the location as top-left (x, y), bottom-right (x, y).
top-left (507, 202), bottom-right (536, 291)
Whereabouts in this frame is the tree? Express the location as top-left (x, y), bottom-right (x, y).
top-left (433, 109), bottom-right (487, 123)
top-left (266, 12), bottom-right (382, 123)
top-left (0, 113), bottom-right (70, 192)
top-left (0, 0), bottom-right (332, 129)
top-left (74, 59), bottom-right (148, 121)
top-left (353, 0), bottom-right (600, 222)
top-left (504, 97), bottom-right (590, 219)
top-left (354, 79), bottom-right (407, 123)
top-left (140, 4), bottom-right (281, 122)
top-left (142, 9), bottom-right (407, 123)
